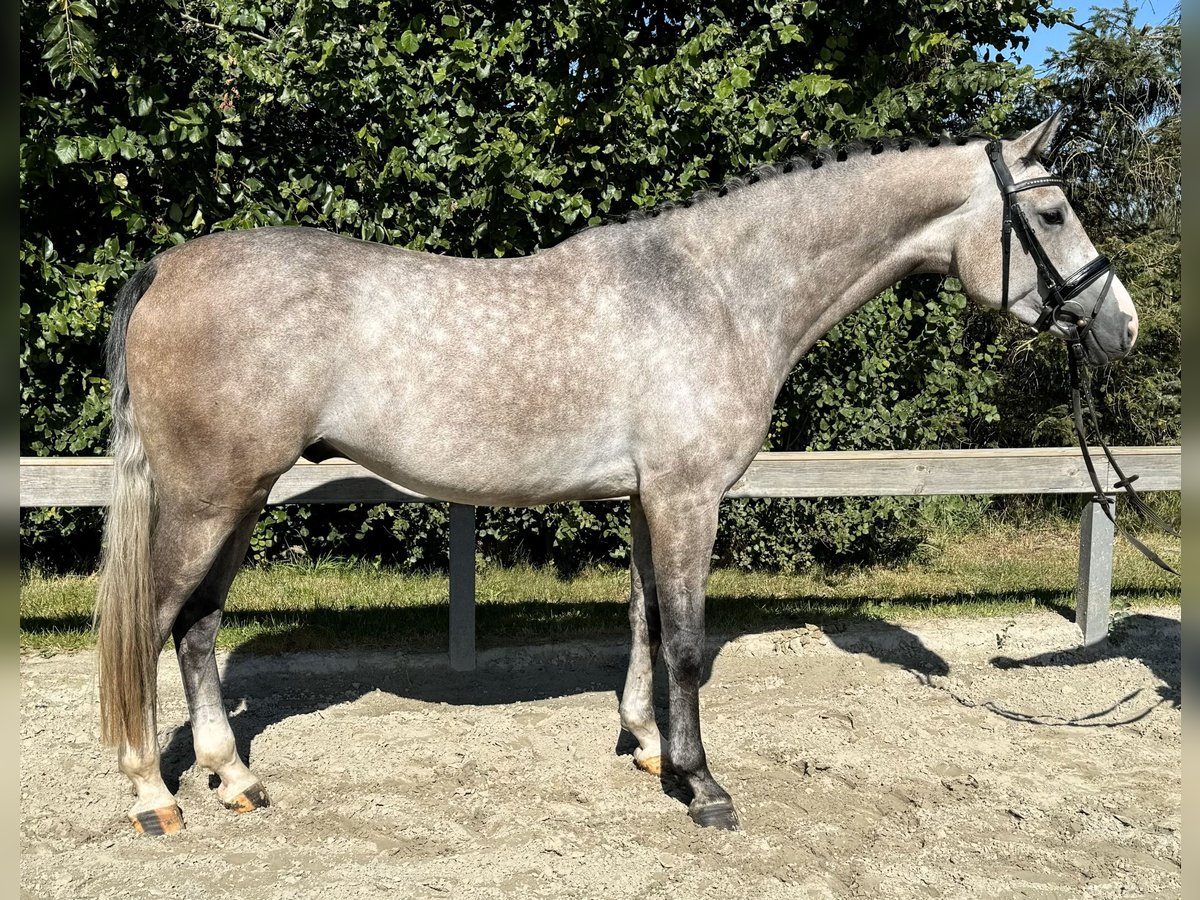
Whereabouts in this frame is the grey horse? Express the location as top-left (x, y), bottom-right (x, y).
top-left (96, 111), bottom-right (1137, 834)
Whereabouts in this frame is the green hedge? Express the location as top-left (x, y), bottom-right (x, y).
top-left (20, 1), bottom-right (1177, 573)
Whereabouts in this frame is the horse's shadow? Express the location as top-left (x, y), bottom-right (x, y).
top-left (158, 589), bottom-right (1171, 797)
top-left (990, 613), bottom-right (1181, 709)
top-left (159, 588), bottom-right (963, 794)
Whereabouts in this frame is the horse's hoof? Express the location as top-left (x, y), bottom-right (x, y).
top-left (688, 799), bottom-right (741, 831)
top-left (129, 804), bottom-right (185, 836)
top-left (223, 782), bottom-right (271, 814)
top-left (634, 754), bottom-right (663, 776)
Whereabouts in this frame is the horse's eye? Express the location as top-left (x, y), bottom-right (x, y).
top-left (1040, 209), bottom-right (1065, 226)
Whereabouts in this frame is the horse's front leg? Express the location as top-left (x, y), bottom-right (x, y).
top-left (619, 497), bottom-right (664, 775)
top-left (639, 484), bottom-right (739, 830)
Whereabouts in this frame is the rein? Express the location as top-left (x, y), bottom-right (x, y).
top-left (985, 141), bottom-right (1179, 575)
top-left (1068, 345), bottom-right (1179, 574)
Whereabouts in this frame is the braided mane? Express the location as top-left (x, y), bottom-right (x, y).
top-left (615, 132), bottom-right (997, 223)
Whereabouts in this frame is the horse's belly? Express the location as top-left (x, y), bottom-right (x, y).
top-left (321, 406), bottom-right (639, 506)
top-left (315, 308), bottom-right (666, 503)
top-left (332, 445), bottom-right (638, 506)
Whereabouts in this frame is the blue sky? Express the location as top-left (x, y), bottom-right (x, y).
top-left (1012, 2), bottom-right (1172, 70)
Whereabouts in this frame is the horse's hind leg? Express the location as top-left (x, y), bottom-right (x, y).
top-left (171, 506), bottom-right (268, 813)
top-left (620, 497), bottom-right (664, 775)
top-left (117, 497), bottom-right (252, 833)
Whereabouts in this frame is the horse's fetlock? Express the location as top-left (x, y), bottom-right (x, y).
top-left (194, 743), bottom-right (236, 773)
top-left (667, 744), bottom-right (706, 777)
top-left (619, 697), bottom-right (654, 732)
top-left (117, 744), bottom-right (160, 780)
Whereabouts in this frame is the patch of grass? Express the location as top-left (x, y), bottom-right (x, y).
top-left (20, 521), bottom-right (1179, 655)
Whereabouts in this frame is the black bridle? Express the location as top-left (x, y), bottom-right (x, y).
top-left (985, 140), bottom-right (1114, 337)
top-left (985, 141), bottom-right (1178, 575)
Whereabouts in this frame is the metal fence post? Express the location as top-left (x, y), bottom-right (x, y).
top-left (449, 503), bottom-right (477, 670)
top-left (1076, 494), bottom-right (1116, 645)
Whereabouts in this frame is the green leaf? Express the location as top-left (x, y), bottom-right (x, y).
top-left (53, 137), bottom-right (77, 164)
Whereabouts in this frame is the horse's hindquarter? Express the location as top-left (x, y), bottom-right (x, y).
top-left (126, 229), bottom-right (363, 503)
top-left (128, 226), bottom-right (773, 506)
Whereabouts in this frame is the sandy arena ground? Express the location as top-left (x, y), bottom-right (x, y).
top-left (21, 607), bottom-right (1180, 899)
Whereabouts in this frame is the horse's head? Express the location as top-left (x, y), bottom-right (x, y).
top-left (953, 111), bottom-right (1138, 365)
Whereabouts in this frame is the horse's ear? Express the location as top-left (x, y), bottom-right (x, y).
top-left (1010, 108), bottom-right (1065, 162)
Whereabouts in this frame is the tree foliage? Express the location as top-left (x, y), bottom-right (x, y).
top-left (24, 0), bottom-right (1177, 573)
top-left (984, 3), bottom-right (1181, 451)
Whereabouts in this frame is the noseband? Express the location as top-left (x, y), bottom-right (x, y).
top-left (985, 141), bottom-right (1113, 341)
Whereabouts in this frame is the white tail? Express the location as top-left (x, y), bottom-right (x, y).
top-left (96, 262), bottom-right (159, 749)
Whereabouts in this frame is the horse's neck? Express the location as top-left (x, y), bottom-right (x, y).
top-left (654, 143), bottom-right (981, 377)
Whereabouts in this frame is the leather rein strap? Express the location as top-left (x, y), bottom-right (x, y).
top-left (1068, 345), bottom-right (1179, 574)
top-left (985, 141), bottom-right (1178, 575)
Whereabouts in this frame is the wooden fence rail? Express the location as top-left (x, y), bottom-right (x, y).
top-left (20, 447), bottom-right (1181, 668)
